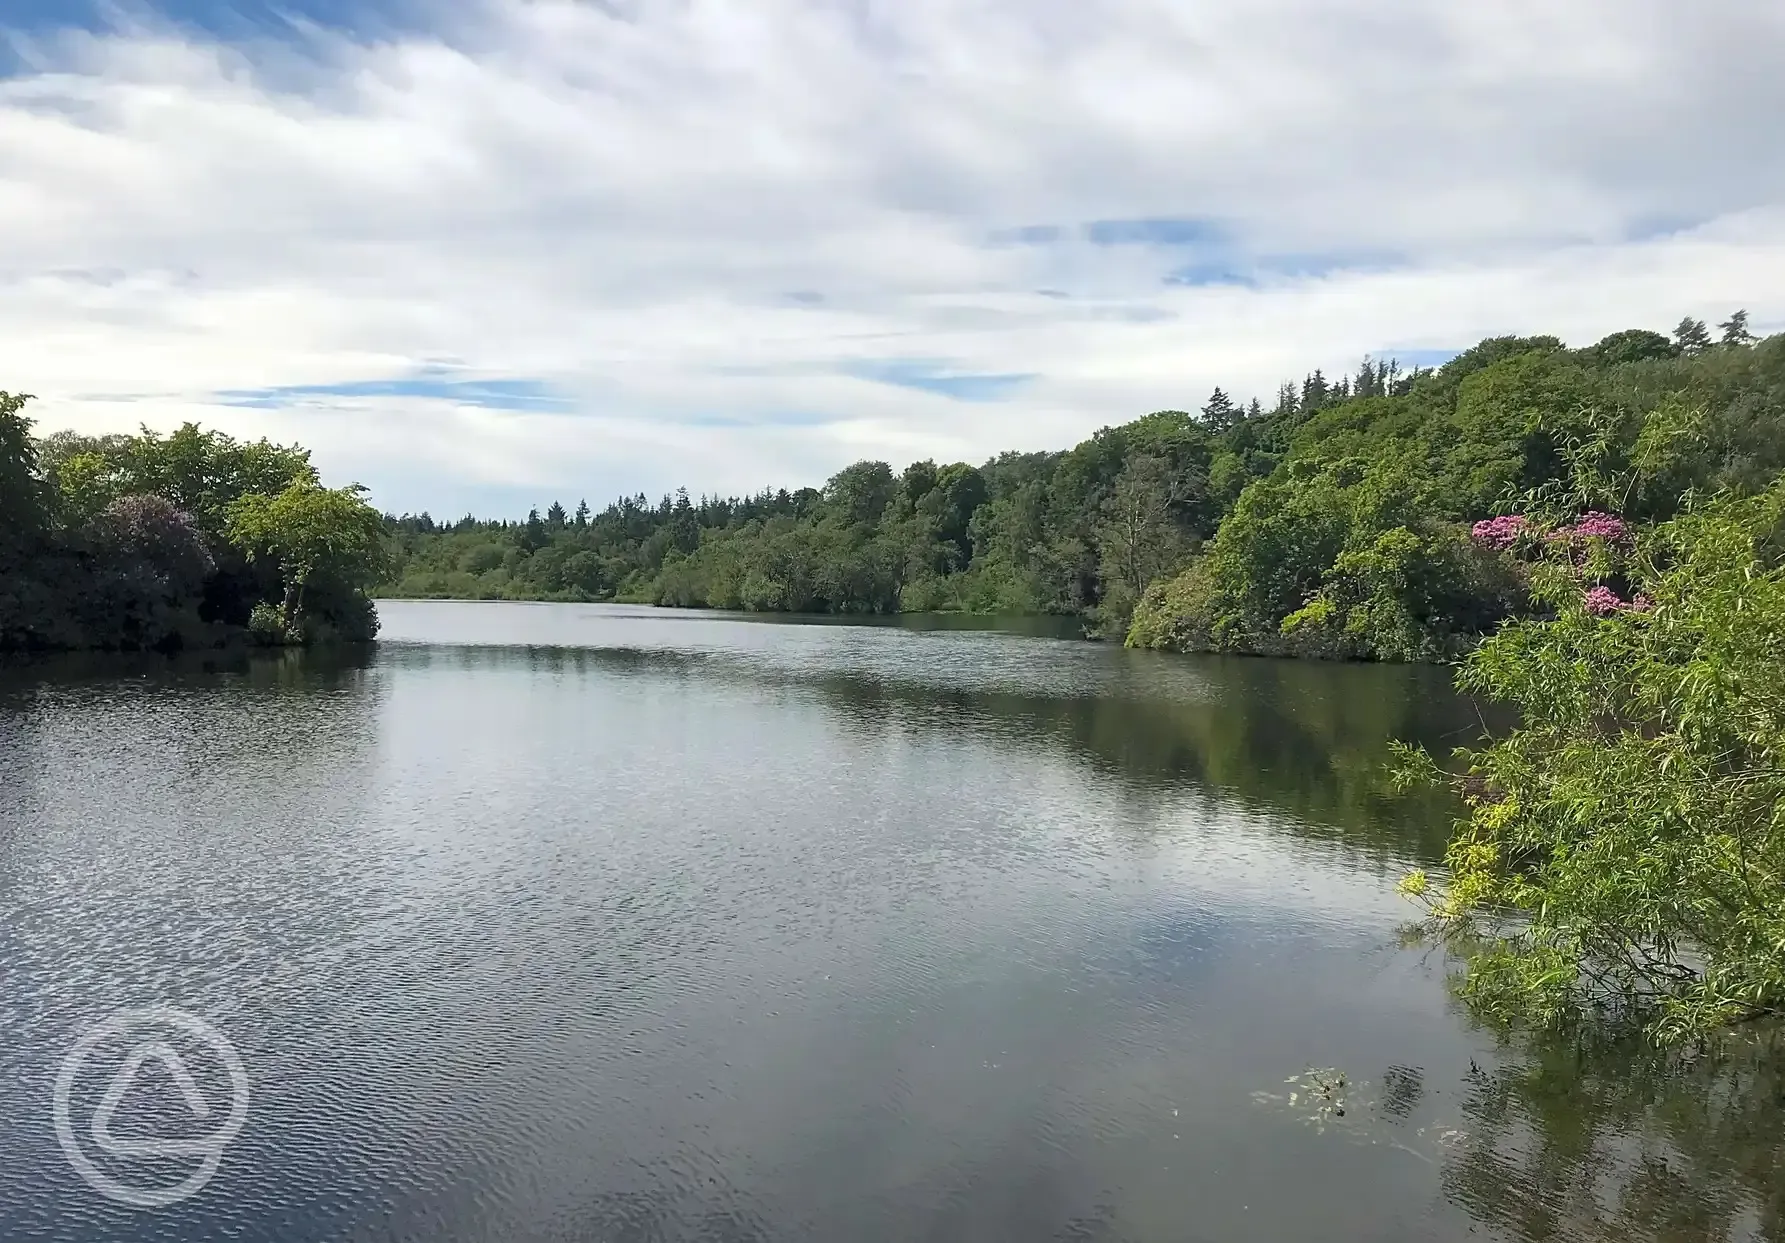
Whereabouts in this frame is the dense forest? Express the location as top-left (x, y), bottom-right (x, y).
top-left (8, 313), bottom-right (1779, 664)
top-left (1, 396), bottom-right (386, 652)
top-left (381, 312), bottom-right (1784, 662)
top-left (378, 310), bottom-right (1785, 1037)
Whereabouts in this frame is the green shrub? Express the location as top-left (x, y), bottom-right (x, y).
top-left (247, 601), bottom-right (297, 646)
top-left (1396, 483), bottom-right (1785, 1040)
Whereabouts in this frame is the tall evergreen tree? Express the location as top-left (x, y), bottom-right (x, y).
top-left (546, 501), bottom-right (567, 529)
top-left (1718, 309), bottom-right (1757, 348)
top-left (669, 488), bottom-right (699, 552)
top-left (1674, 316), bottom-right (1713, 354)
top-left (1354, 357), bottom-right (1379, 398)
top-left (1200, 387), bottom-right (1238, 431)
top-left (1274, 383), bottom-right (1299, 418)
top-left (574, 499), bottom-right (590, 528)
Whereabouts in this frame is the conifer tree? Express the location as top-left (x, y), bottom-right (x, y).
top-left (1200, 387), bottom-right (1238, 431)
top-left (1674, 316), bottom-right (1713, 354)
top-left (1718, 309), bottom-right (1756, 348)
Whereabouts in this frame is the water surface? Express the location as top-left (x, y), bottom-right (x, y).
top-left (0, 602), bottom-right (1777, 1242)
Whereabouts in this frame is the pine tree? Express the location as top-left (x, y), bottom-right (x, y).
top-left (1200, 387), bottom-right (1238, 431)
top-left (1274, 383), bottom-right (1299, 419)
top-left (574, 499), bottom-right (590, 529)
top-left (669, 488), bottom-right (698, 552)
top-left (1717, 309), bottom-right (1756, 348)
top-left (546, 501), bottom-right (567, 528)
top-left (1354, 357), bottom-right (1379, 398)
top-left (1674, 316), bottom-right (1713, 354)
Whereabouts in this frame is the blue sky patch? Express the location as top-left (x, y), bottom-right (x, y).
top-left (1084, 217), bottom-right (1223, 247)
top-left (988, 224), bottom-right (1063, 247)
top-left (1163, 262), bottom-right (1252, 288)
top-left (215, 373), bottom-right (573, 412)
top-left (1622, 213), bottom-right (1702, 243)
top-left (674, 410), bottom-right (840, 429)
top-left (0, 0), bottom-right (436, 40)
top-left (1253, 249), bottom-right (1403, 279)
top-left (1089, 305), bottom-right (1176, 324)
top-left (1160, 248), bottom-right (1407, 288)
top-left (843, 359), bottom-right (1035, 402)
top-left (1375, 347), bottom-right (1459, 368)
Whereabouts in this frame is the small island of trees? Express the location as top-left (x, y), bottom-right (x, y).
top-left (1, 399), bottom-right (385, 652)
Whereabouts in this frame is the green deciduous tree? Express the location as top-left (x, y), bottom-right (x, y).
top-left (1589, 328), bottom-right (1679, 367)
top-left (0, 390), bottom-right (44, 539)
top-left (1093, 453), bottom-right (1194, 627)
top-left (227, 481), bottom-right (388, 638)
top-left (824, 460), bottom-right (897, 527)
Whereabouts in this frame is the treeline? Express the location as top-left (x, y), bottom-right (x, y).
top-left (382, 311), bottom-right (1784, 661)
top-left (380, 359), bottom-right (1441, 622)
top-left (1, 398), bottom-right (386, 652)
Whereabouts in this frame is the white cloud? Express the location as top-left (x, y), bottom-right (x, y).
top-left (3, 0), bottom-right (1784, 515)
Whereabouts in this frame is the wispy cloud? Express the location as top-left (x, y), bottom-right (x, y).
top-left (2, 0), bottom-right (1783, 515)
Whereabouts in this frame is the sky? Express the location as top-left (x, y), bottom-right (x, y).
top-left (4, 1), bottom-right (1785, 519)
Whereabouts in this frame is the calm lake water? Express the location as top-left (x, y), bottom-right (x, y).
top-left (1, 601), bottom-right (1778, 1242)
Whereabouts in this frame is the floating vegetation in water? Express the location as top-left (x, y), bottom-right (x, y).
top-left (1251, 1065), bottom-right (1469, 1162)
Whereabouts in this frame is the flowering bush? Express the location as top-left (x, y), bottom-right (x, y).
top-left (1583, 585), bottom-right (1643, 615)
top-left (1551, 510), bottom-right (1630, 546)
top-left (1469, 508), bottom-right (1651, 619)
top-left (89, 494), bottom-right (214, 596)
top-left (1470, 514), bottom-right (1528, 550)
top-left (1395, 483), bottom-right (1785, 1041)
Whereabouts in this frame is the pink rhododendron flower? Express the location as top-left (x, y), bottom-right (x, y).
top-left (1593, 590), bottom-right (1653, 614)
top-left (1470, 514), bottom-right (1528, 550)
top-left (1554, 511), bottom-right (1630, 545)
top-left (1592, 585), bottom-right (1635, 617)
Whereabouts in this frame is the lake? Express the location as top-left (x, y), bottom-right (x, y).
top-left (1, 601), bottom-right (1778, 1242)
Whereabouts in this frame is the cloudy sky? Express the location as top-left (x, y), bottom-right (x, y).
top-left (4, 0), bottom-right (1784, 518)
